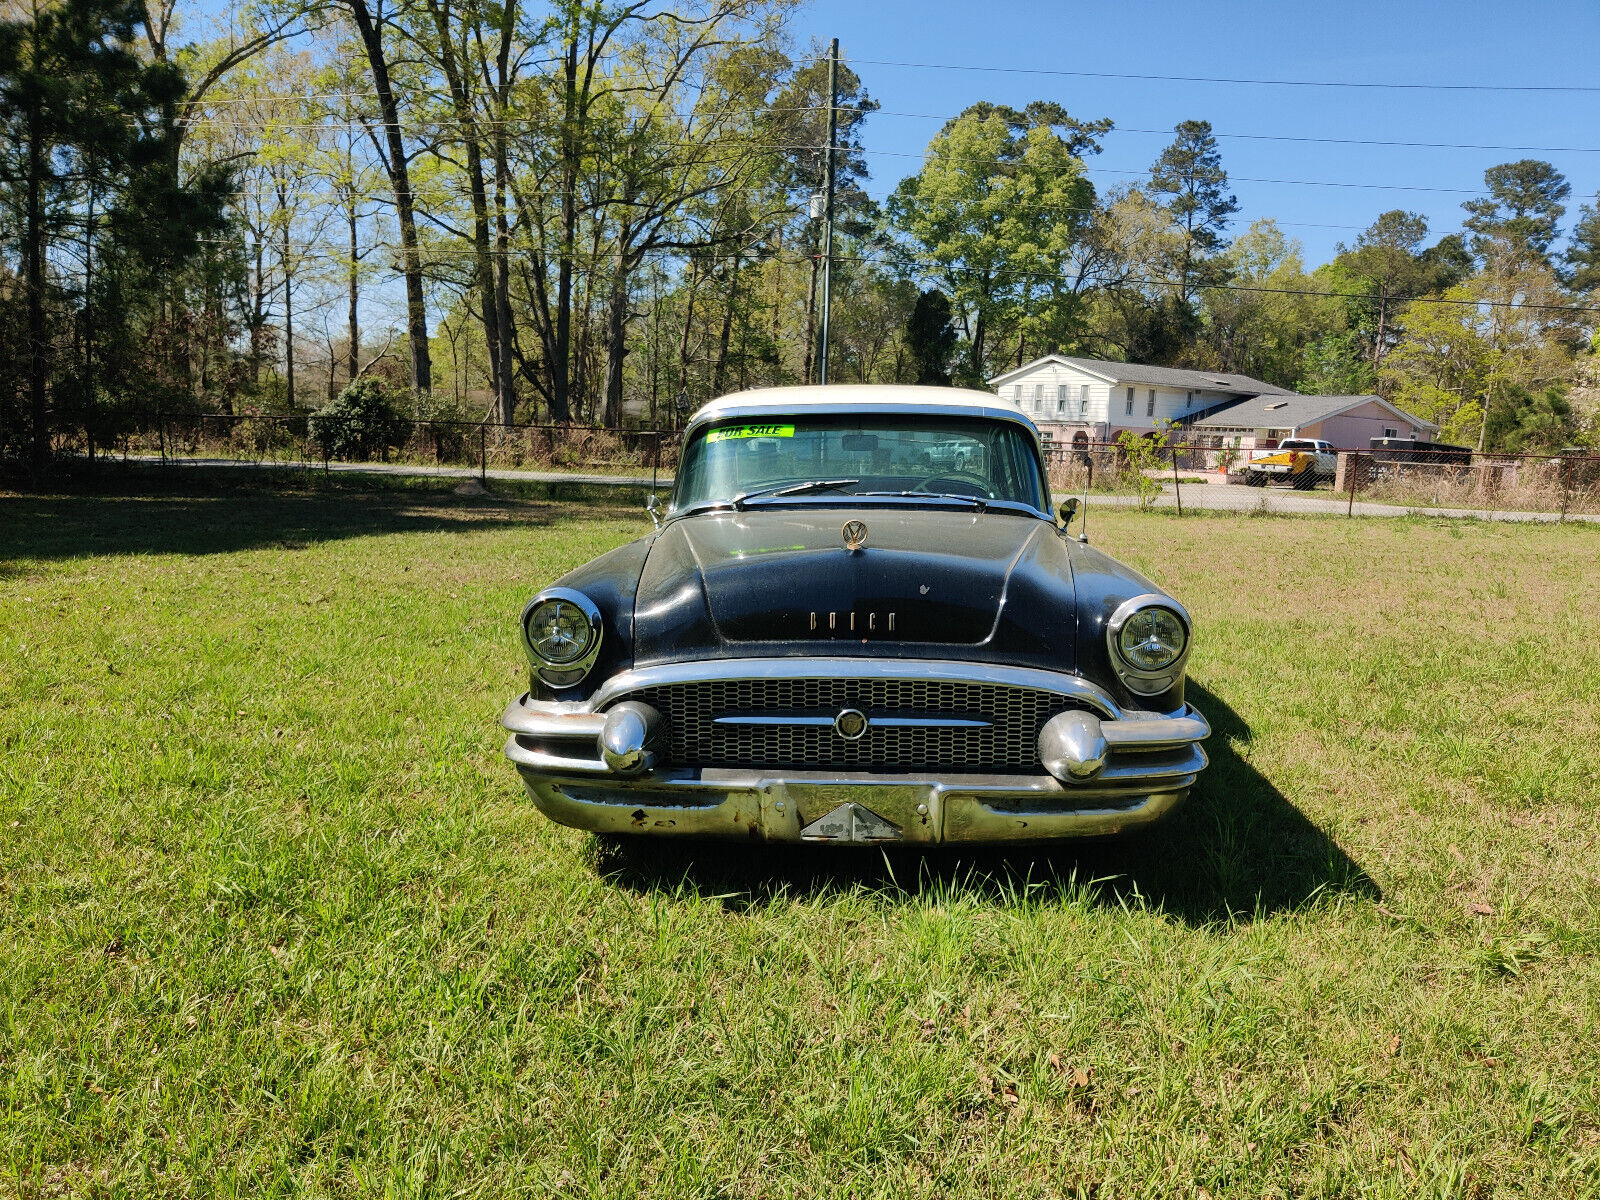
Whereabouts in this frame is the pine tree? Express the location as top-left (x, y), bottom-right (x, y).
top-left (1148, 120), bottom-right (1238, 304)
top-left (1565, 195), bottom-right (1600, 293)
top-left (1461, 159), bottom-right (1570, 270)
top-left (0, 0), bottom-right (221, 473)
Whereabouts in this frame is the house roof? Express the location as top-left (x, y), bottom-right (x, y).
top-left (988, 354), bottom-right (1297, 396)
top-left (1189, 393), bottom-right (1438, 433)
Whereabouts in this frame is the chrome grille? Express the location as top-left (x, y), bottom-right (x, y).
top-left (619, 677), bottom-right (1089, 773)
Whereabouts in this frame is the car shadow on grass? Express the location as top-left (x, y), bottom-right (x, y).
top-left (0, 472), bottom-right (642, 567)
top-left (592, 681), bottom-right (1379, 926)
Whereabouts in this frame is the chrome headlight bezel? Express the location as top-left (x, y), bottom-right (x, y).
top-left (1105, 594), bottom-right (1192, 696)
top-left (522, 587), bottom-right (603, 689)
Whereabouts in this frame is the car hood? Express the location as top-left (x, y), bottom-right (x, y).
top-left (631, 507), bottom-right (1077, 669)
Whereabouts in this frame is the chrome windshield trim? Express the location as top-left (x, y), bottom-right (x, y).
top-left (665, 494), bottom-right (1053, 524)
top-left (671, 394), bottom-right (1051, 521)
top-left (588, 658), bottom-right (1125, 719)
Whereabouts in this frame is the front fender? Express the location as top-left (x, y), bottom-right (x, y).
top-left (526, 536), bottom-right (653, 702)
top-left (1069, 541), bottom-right (1187, 713)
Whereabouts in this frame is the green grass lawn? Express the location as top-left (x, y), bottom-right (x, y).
top-left (3, 480), bottom-right (1600, 1197)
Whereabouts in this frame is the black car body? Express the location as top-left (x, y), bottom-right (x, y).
top-left (503, 386), bottom-right (1209, 844)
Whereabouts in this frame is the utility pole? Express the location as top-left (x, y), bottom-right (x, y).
top-left (817, 37), bottom-right (839, 385)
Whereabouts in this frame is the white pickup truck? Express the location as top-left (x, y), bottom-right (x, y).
top-left (1241, 438), bottom-right (1337, 489)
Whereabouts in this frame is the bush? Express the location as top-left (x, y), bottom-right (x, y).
top-left (309, 378), bottom-right (410, 461)
top-left (1115, 428), bottom-right (1169, 510)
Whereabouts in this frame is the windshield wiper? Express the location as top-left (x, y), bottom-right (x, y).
top-left (733, 478), bottom-right (860, 509)
top-left (852, 490), bottom-right (989, 512)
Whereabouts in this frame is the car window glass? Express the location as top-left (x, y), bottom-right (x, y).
top-left (675, 416), bottom-right (1047, 511)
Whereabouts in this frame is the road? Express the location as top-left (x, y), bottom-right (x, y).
top-left (105, 453), bottom-right (669, 490)
top-left (1092, 477), bottom-right (1600, 524)
top-left (103, 453), bottom-right (1597, 525)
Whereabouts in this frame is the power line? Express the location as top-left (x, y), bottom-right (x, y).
top-left (842, 56), bottom-right (1600, 94)
top-left (200, 236), bottom-right (1600, 317)
top-left (858, 110), bottom-right (1600, 156)
top-left (180, 104), bottom-right (1600, 157)
top-left (857, 147), bottom-right (1488, 194)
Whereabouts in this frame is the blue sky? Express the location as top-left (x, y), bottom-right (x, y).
top-left (789, 0), bottom-right (1600, 266)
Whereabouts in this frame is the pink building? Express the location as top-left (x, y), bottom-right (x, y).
top-left (1186, 393), bottom-right (1435, 451)
top-left (988, 356), bottom-right (1435, 455)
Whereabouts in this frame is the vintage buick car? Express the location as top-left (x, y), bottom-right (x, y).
top-left (502, 385), bottom-right (1209, 844)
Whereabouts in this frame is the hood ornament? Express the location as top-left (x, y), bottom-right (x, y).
top-left (842, 519), bottom-right (868, 551)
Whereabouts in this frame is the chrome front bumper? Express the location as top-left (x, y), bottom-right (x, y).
top-left (501, 659), bottom-right (1209, 845)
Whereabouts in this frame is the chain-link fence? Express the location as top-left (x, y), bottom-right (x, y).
top-left (55, 412), bottom-right (1600, 521)
top-left (57, 410), bottom-right (681, 481)
top-left (1043, 437), bottom-right (1600, 521)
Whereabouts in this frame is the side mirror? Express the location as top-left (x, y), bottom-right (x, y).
top-left (645, 492), bottom-right (663, 530)
top-left (1057, 497), bottom-right (1080, 526)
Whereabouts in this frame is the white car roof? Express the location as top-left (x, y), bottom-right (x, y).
top-left (685, 385), bottom-right (1038, 437)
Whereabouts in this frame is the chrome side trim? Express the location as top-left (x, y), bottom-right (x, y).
top-left (1102, 711), bottom-right (1210, 750)
top-left (590, 657), bottom-right (1126, 719)
top-left (711, 714), bottom-right (992, 729)
top-left (501, 699), bottom-right (606, 740)
top-left (873, 716), bottom-right (993, 729)
top-left (713, 715), bottom-right (835, 727)
top-left (506, 735), bottom-right (613, 775)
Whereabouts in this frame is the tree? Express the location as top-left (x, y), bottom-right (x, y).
top-left (416, 0), bottom-right (510, 420)
top-left (1502, 384), bottom-right (1579, 452)
top-left (1299, 332), bottom-right (1375, 396)
top-left (1462, 159), bottom-right (1570, 271)
top-left (1147, 119), bottom-right (1237, 303)
top-left (766, 45), bottom-right (878, 384)
top-left (344, 0), bottom-right (431, 397)
top-left (1379, 287), bottom-right (1491, 444)
top-left (1324, 210), bottom-right (1469, 373)
top-left (1203, 218), bottom-right (1325, 386)
top-left (905, 288), bottom-right (955, 385)
top-left (1565, 194), bottom-right (1600, 294)
top-left (889, 102), bottom-right (1101, 383)
top-left (0, 0), bottom-right (223, 472)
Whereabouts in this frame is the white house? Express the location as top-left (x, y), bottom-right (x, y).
top-left (988, 355), bottom-right (1296, 448)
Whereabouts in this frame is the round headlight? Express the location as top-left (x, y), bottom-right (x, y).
top-left (525, 593), bottom-right (598, 665)
top-left (1116, 606), bottom-right (1187, 671)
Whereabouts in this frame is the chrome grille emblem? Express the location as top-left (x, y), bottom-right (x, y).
top-left (832, 708), bottom-right (869, 740)
top-left (841, 519), bottom-right (868, 551)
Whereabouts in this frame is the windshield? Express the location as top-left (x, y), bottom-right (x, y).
top-left (673, 414), bottom-right (1049, 513)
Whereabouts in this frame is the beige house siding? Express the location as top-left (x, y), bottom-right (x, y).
top-left (995, 361), bottom-right (1239, 443)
